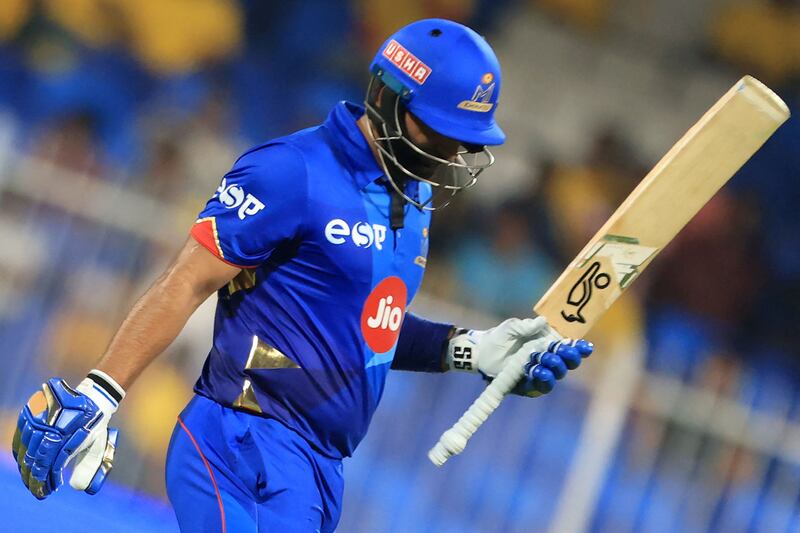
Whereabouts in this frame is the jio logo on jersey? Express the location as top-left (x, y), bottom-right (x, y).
top-left (215, 178), bottom-right (265, 220)
top-left (361, 276), bottom-right (408, 353)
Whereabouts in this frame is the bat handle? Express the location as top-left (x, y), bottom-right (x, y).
top-left (428, 349), bottom-right (529, 466)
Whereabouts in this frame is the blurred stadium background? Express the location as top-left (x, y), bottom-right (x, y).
top-left (0, 0), bottom-right (798, 531)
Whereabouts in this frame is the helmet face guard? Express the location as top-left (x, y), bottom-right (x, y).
top-left (366, 19), bottom-right (505, 211)
top-left (364, 73), bottom-right (495, 211)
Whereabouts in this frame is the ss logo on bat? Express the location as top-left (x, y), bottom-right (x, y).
top-left (560, 261), bottom-right (611, 324)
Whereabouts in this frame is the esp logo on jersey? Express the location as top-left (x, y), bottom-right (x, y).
top-left (215, 178), bottom-right (265, 220)
top-left (325, 219), bottom-right (387, 250)
top-left (361, 276), bottom-right (408, 353)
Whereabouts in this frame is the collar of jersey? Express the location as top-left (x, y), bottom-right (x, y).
top-left (324, 101), bottom-right (385, 190)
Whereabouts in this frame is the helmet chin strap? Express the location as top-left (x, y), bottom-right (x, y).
top-left (389, 182), bottom-right (406, 230)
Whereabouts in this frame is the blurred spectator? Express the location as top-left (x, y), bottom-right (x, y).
top-left (0, 0), bottom-right (31, 42)
top-left (140, 135), bottom-right (189, 201)
top-left (451, 203), bottom-right (557, 317)
top-left (541, 128), bottom-right (642, 262)
top-left (137, 88), bottom-right (243, 234)
top-left (137, 133), bottom-right (203, 234)
top-left (645, 194), bottom-right (761, 346)
top-left (710, 0), bottom-right (800, 87)
top-left (177, 89), bottom-right (243, 188)
top-left (643, 190), bottom-right (770, 379)
top-left (542, 162), bottom-right (613, 258)
top-left (354, 0), bottom-right (477, 51)
top-left (115, 0), bottom-right (242, 75)
top-left (29, 111), bottom-right (104, 176)
top-left (43, 266), bottom-right (137, 380)
top-left (230, 0), bottom-right (362, 141)
top-left (535, 0), bottom-right (613, 33)
top-left (10, 1), bottom-right (147, 169)
top-left (0, 210), bottom-right (53, 406)
top-left (39, 0), bottom-right (122, 49)
top-left (727, 97), bottom-right (800, 357)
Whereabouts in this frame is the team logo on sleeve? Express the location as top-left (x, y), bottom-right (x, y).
top-left (361, 276), bottom-right (408, 353)
top-left (215, 178), bottom-right (266, 220)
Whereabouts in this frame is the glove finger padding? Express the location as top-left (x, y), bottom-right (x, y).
top-left (30, 433), bottom-right (65, 498)
top-left (538, 352), bottom-right (568, 379)
top-left (552, 339), bottom-right (594, 370)
top-left (13, 391), bottom-right (46, 475)
top-left (513, 338), bottom-right (595, 397)
top-left (557, 345), bottom-right (582, 370)
top-left (529, 366), bottom-right (556, 393)
top-left (16, 426), bottom-right (46, 496)
top-left (574, 339), bottom-right (594, 357)
top-left (14, 388), bottom-right (68, 499)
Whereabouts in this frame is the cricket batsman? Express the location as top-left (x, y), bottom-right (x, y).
top-left (11, 19), bottom-right (593, 532)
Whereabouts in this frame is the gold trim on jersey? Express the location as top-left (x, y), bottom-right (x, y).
top-left (233, 336), bottom-right (301, 414)
top-left (233, 379), bottom-right (262, 414)
top-left (228, 269), bottom-right (258, 296)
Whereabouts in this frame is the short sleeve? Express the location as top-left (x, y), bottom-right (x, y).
top-left (191, 142), bottom-right (308, 268)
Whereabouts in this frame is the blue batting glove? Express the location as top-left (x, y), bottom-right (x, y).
top-left (11, 375), bottom-right (124, 499)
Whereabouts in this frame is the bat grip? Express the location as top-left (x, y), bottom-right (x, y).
top-left (428, 349), bottom-right (529, 466)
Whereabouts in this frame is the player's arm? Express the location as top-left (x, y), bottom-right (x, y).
top-left (11, 238), bottom-right (240, 500)
top-left (94, 238), bottom-right (240, 389)
top-left (392, 314), bottom-right (592, 396)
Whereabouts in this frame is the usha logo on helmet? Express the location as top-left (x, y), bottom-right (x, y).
top-left (361, 276), bottom-right (408, 353)
top-left (215, 178), bottom-right (265, 220)
top-left (382, 39), bottom-right (431, 85)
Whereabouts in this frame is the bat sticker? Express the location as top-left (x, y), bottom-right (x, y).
top-left (579, 236), bottom-right (659, 288)
top-left (560, 261), bottom-right (610, 323)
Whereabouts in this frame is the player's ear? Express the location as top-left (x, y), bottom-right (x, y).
top-left (372, 84), bottom-right (387, 110)
top-left (367, 77), bottom-right (390, 111)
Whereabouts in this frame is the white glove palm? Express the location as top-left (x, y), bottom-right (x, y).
top-left (446, 316), bottom-right (560, 378)
top-left (70, 378), bottom-right (119, 491)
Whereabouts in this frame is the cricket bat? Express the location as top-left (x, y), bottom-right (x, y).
top-left (428, 75), bottom-right (790, 466)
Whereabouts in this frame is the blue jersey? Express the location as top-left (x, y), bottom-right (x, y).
top-left (190, 102), bottom-right (431, 458)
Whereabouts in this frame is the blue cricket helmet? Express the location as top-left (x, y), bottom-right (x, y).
top-left (369, 18), bottom-right (506, 147)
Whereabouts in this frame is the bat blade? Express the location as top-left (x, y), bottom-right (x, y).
top-left (535, 76), bottom-right (790, 339)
